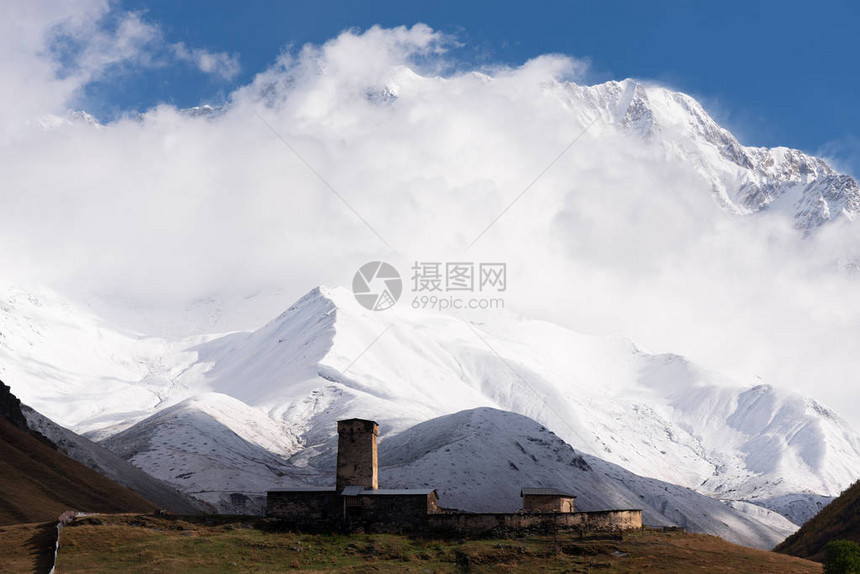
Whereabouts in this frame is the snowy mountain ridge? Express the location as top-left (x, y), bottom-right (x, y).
top-left (378, 407), bottom-right (799, 549)
top-left (183, 285), bottom-right (860, 526)
top-left (567, 79), bottom-right (860, 230)
top-left (0, 281), bottom-right (209, 434)
top-left (2, 281), bottom-right (857, 531)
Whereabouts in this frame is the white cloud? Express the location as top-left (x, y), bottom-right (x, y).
top-left (818, 135), bottom-right (860, 178)
top-left (0, 0), bottom-right (110, 135)
top-left (172, 42), bottom-right (240, 80)
top-left (2, 10), bottom-right (860, 426)
top-left (55, 10), bottom-right (162, 82)
top-left (0, 2), bottom-right (239, 136)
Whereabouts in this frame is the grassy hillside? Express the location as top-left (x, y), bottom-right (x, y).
top-left (0, 418), bottom-right (156, 526)
top-left (47, 514), bottom-right (821, 573)
top-left (776, 480), bottom-right (860, 562)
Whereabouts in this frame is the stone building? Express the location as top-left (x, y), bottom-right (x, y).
top-left (521, 487), bottom-right (576, 512)
top-left (267, 418), bottom-right (442, 532)
top-left (266, 418), bottom-right (642, 535)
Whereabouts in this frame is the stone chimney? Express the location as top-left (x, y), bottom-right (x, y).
top-left (336, 418), bottom-right (379, 491)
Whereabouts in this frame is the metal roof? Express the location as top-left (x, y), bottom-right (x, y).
top-left (268, 487), bottom-right (336, 493)
top-left (364, 489), bottom-right (436, 496)
top-left (272, 486), bottom-right (436, 496)
top-left (520, 487), bottom-right (577, 498)
top-left (338, 488), bottom-right (436, 496)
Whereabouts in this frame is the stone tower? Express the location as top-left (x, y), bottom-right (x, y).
top-left (336, 418), bottom-right (379, 491)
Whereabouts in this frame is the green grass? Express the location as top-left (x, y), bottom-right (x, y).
top-left (47, 514), bottom-right (824, 573)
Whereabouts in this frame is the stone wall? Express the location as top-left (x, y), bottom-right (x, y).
top-left (522, 495), bottom-right (575, 513)
top-left (266, 491), bottom-right (339, 530)
top-left (427, 510), bottom-right (642, 536)
top-left (267, 490), bottom-right (442, 533)
top-left (267, 489), bottom-right (641, 537)
top-left (346, 492), bottom-right (440, 533)
top-left (577, 509), bottom-right (641, 531)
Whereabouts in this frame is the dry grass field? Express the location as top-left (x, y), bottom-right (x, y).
top-left (0, 513), bottom-right (816, 573)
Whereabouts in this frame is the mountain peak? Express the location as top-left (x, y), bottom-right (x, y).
top-left (280, 285), bottom-right (355, 316)
top-left (561, 78), bottom-right (860, 229)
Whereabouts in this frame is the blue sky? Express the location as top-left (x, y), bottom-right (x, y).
top-left (95, 0), bottom-right (860, 172)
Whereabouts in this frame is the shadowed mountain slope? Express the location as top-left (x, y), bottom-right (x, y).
top-left (0, 417), bottom-right (156, 525)
top-left (776, 479), bottom-right (860, 561)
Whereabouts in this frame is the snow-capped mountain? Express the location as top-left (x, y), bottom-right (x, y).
top-left (98, 394), bottom-right (798, 547)
top-left (177, 286), bottom-right (860, 504)
top-left (186, 285), bottom-right (860, 526)
top-left (3, 281), bottom-right (857, 533)
top-left (101, 393), bottom-right (309, 513)
top-left (570, 79), bottom-right (859, 230)
top-left (378, 408), bottom-right (798, 549)
top-left (0, 282), bottom-right (207, 434)
top-left (21, 404), bottom-right (206, 514)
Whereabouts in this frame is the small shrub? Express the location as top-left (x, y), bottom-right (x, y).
top-left (824, 540), bottom-right (860, 574)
